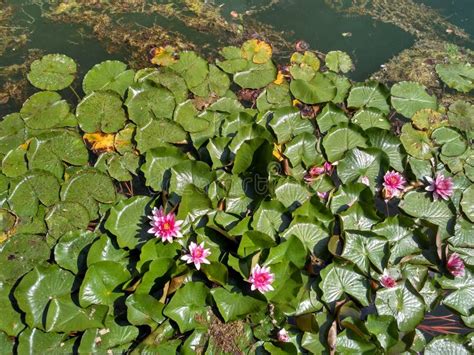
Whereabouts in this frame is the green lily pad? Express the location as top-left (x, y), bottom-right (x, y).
top-left (27, 54), bottom-right (77, 91)
top-left (234, 60), bottom-right (277, 89)
top-left (325, 51), bottom-right (353, 73)
top-left (0, 113), bottom-right (25, 155)
top-left (341, 231), bottom-right (387, 274)
top-left (83, 60), bottom-right (134, 97)
top-left (400, 124), bottom-right (433, 160)
top-left (8, 170), bottom-right (60, 217)
top-left (375, 282), bottom-right (425, 332)
top-left (290, 72), bottom-right (336, 104)
top-left (54, 230), bottom-right (98, 274)
top-left (436, 63), bottom-right (474, 93)
top-left (425, 335), bottom-right (470, 355)
top-left (0, 234), bottom-right (50, 285)
top-left (14, 264), bottom-right (74, 329)
top-left (319, 263), bottom-right (370, 306)
top-left (17, 328), bottom-right (73, 354)
top-left (399, 191), bottom-right (453, 228)
top-left (390, 81), bottom-right (437, 118)
top-left (315, 103), bottom-right (348, 133)
top-left (438, 270), bottom-right (474, 316)
top-left (347, 82), bottom-right (390, 114)
top-left (76, 91), bottom-right (127, 133)
top-left (432, 127), bottom-right (467, 157)
top-left (352, 109), bottom-right (390, 131)
top-left (104, 195), bottom-right (151, 249)
top-left (448, 100), bottom-right (474, 133)
top-left (79, 260), bottom-right (131, 307)
top-left (126, 87), bottom-right (176, 126)
top-left (460, 186), bottom-right (474, 222)
top-left (126, 293), bottom-right (165, 326)
top-left (45, 201), bottom-right (90, 244)
top-left (163, 282), bottom-right (210, 333)
top-left (269, 107), bottom-right (314, 144)
top-left (322, 124), bottom-right (367, 162)
top-left (60, 168), bottom-right (116, 219)
top-left (20, 91), bottom-right (70, 130)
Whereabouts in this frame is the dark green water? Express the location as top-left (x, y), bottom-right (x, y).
top-left (0, 0), bottom-right (472, 117)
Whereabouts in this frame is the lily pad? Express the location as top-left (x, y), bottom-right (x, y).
top-left (76, 91), bottom-right (127, 133)
top-left (325, 51), bottom-right (353, 73)
top-left (83, 60), bottom-right (134, 97)
top-left (104, 195), bottom-right (151, 249)
top-left (436, 63), bottom-right (474, 93)
top-left (460, 185), bottom-right (474, 223)
top-left (390, 81), bottom-right (437, 118)
top-left (20, 91), bottom-right (70, 130)
top-left (375, 282), bottom-right (425, 332)
top-left (27, 54), bottom-right (77, 91)
top-left (322, 124), bottom-right (367, 162)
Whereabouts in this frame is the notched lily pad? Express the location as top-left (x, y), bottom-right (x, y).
top-left (27, 54), bottom-right (77, 91)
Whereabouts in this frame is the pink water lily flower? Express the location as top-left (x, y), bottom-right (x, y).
top-left (181, 242), bottom-right (211, 270)
top-left (323, 161), bottom-right (334, 175)
top-left (277, 329), bottom-right (290, 343)
top-left (383, 171), bottom-right (406, 197)
top-left (249, 264), bottom-right (274, 293)
top-left (304, 166), bottom-right (325, 182)
top-left (147, 207), bottom-right (183, 243)
top-left (379, 271), bottom-right (397, 288)
top-left (425, 174), bottom-right (453, 201)
top-left (447, 253), bottom-right (465, 278)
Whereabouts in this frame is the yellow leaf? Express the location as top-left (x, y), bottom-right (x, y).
top-left (292, 99), bottom-right (302, 107)
top-left (150, 45), bottom-right (177, 66)
top-left (241, 39), bottom-right (272, 64)
top-left (272, 143), bottom-right (284, 162)
top-left (83, 132), bottom-right (115, 153)
top-left (274, 71), bottom-right (285, 85)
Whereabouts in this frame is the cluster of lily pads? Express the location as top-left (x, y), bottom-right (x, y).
top-left (0, 39), bottom-right (473, 353)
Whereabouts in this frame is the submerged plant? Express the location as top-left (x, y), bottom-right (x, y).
top-left (0, 39), bottom-right (472, 354)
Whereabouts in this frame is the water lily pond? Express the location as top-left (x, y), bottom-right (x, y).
top-left (0, 1), bottom-right (473, 354)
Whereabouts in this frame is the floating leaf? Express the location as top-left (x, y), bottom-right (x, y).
top-left (234, 60), bottom-right (277, 89)
top-left (460, 185), bottom-right (474, 222)
top-left (104, 195), bottom-right (151, 249)
top-left (126, 87), bottom-right (176, 126)
top-left (436, 63), bottom-right (474, 93)
top-left (290, 73), bottom-right (336, 104)
top-left (352, 109), bottom-right (390, 131)
top-left (269, 107), bottom-right (313, 144)
top-left (54, 230), bottom-right (98, 274)
top-left (60, 169), bottom-right (116, 219)
top-left (20, 91), bottom-right (70, 130)
top-left (8, 170), bottom-right (60, 217)
top-left (163, 282), bottom-right (210, 333)
top-left (83, 60), bottom-right (134, 97)
top-left (390, 81), bottom-right (437, 118)
top-left (325, 51), bottom-right (353, 73)
top-left (322, 124), bottom-right (367, 162)
top-left (320, 263), bottom-right (370, 306)
top-left (76, 91), bottom-right (127, 133)
top-left (241, 39), bottom-right (272, 64)
top-left (432, 127), bottom-right (467, 157)
top-left (27, 54), bottom-right (77, 91)
top-left (347, 82), bottom-right (390, 114)
top-left (79, 261), bottom-right (131, 307)
top-left (437, 270), bottom-right (474, 316)
top-left (316, 103), bottom-right (348, 133)
top-left (14, 264), bottom-right (74, 329)
top-left (448, 100), bottom-right (474, 133)
top-left (400, 124), bottom-right (433, 160)
top-left (399, 191), bottom-right (453, 228)
top-left (0, 234), bottom-right (50, 285)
